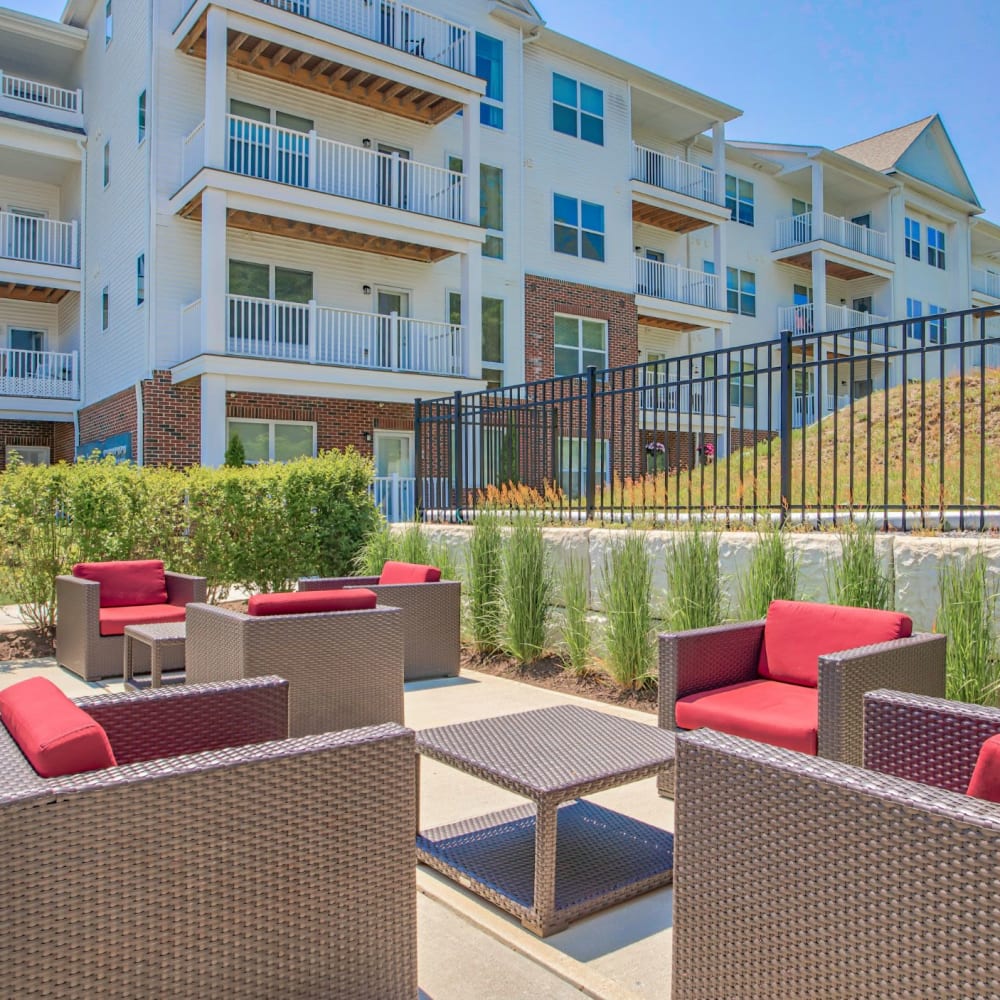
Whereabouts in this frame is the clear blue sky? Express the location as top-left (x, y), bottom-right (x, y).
top-left (12, 0), bottom-right (998, 215)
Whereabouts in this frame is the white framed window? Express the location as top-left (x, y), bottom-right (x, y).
top-left (553, 194), bottom-right (605, 261)
top-left (554, 314), bottom-right (607, 376)
top-left (475, 33), bottom-right (503, 129)
top-left (449, 291), bottom-right (505, 388)
top-left (448, 156), bottom-right (503, 259)
top-left (729, 360), bottom-right (756, 409)
top-left (226, 419), bottom-right (316, 464)
top-left (725, 175), bottom-right (754, 226)
top-left (5, 445), bottom-right (50, 466)
top-left (905, 217), bottom-right (921, 260)
top-left (928, 226), bottom-right (946, 269)
top-left (137, 90), bottom-right (146, 144)
top-left (101, 286), bottom-right (110, 331)
top-left (136, 253), bottom-right (145, 306)
top-left (103, 142), bottom-right (111, 188)
top-left (552, 73), bottom-right (604, 145)
top-left (558, 437), bottom-right (611, 498)
top-left (105, 0), bottom-right (112, 46)
top-left (726, 267), bottom-right (756, 316)
top-left (906, 297), bottom-right (923, 339)
top-left (927, 304), bottom-right (947, 344)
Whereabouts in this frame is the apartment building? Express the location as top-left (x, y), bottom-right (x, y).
top-left (0, 0), bottom-right (996, 490)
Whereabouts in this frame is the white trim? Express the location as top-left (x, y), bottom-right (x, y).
top-left (226, 416), bottom-right (318, 463)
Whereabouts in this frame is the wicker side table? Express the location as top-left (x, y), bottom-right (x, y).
top-left (123, 622), bottom-right (187, 688)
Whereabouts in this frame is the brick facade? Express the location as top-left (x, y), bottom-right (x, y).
top-left (143, 372), bottom-right (201, 469)
top-left (0, 419), bottom-right (74, 470)
top-left (78, 385), bottom-right (137, 457)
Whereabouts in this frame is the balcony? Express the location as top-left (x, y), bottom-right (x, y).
top-left (0, 211), bottom-right (79, 269)
top-left (775, 212), bottom-right (891, 262)
top-left (634, 259), bottom-right (725, 334)
top-left (631, 144), bottom-right (727, 234)
top-left (0, 348), bottom-right (78, 400)
top-left (640, 377), bottom-right (722, 416)
top-left (0, 69), bottom-right (82, 128)
top-left (631, 144), bottom-right (717, 205)
top-left (778, 303), bottom-right (897, 345)
top-left (972, 268), bottom-right (1000, 299)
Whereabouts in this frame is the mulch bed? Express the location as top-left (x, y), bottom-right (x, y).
top-left (0, 630), bottom-right (56, 662)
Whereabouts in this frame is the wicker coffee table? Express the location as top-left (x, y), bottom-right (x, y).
top-left (123, 621), bottom-right (186, 689)
top-left (415, 704), bottom-right (676, 936)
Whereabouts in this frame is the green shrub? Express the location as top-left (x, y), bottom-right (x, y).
top-left (600, 532), bottom-right (654, 689)
top-left (500, 517), bottom-right (551, 665)
top-left (355, 521), bottom-right (396, 576)
top-left (828, 521), bottom-right (893, 610)
top-left (664, 527), bottom-right (723, 631)
top-left (224, 433), bottom-right (246, 468)
top-left (735, 524), bottom-right (798, 620)
top-left (938, 551), bottom-right (1000, 706)
top-left (560, 556), bottom-right (592, 676)
top-left (467, 510), bottom-right (503, 652)
top-left (354, 523), bottom-right (458, 581)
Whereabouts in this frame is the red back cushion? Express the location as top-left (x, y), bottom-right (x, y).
top-left (73, 560), bottom-right (168, 608)
top-left (967, 735), bottom-right (1000, 804)
top-left (0, 677), bottom-right (117, 778)
top-left (247, 588), bottom-right (377, 617)
top-left (759, 600), bottom-right (913, 687)
top-left (379, 561), bottom-right (442, 585)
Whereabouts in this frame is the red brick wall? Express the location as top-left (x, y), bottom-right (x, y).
top-left (78, 385), bottom-right (137, 456)
top-left (53, 423), bottom-right (75, 463)
top-left (0, 420), bottom-right (65, 470)
top-left (142, 372), bottom-right (201, 469)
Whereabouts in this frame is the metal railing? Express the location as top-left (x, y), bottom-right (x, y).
top-left (254, 0), bottom-right (473, 73)
top-left (777, 303), bottom-right (895, 345)
top-left (0, 348), bottom-right (78, 399)
top-left (0, 70), bottom-right (81, 113)
top-left (630, 144), bottom-right (718, 204)
top-left (972, 268), bottom-right (1000, 298)
top-left (775, 211), bottom-right (891, 261)
top-left (0, 211), bottom-right (79, 268)
top-left (414, 306), bottom-right (1000, 529)
top-left (634, 257), bottom-right (722, 310)
top-left (224, 294), bottom-right (465, 375)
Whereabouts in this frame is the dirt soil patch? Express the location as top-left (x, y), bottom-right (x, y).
top-left (463, 649), bottom-right (656, 715)
top-left (0, 630), bottom-right (55, 662)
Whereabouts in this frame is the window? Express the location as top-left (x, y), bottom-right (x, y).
top-left (554, 314), bottom-right (606, 376)
top-left (905, 217), bottom-right (921, 260)
top-left (136, 254), bottom-right (145, 306)
top-left (137, 90), bottom-right (146, 143)
top-left (792, 198), bottom-right (812, 217)
top-left (906, 297), bottom-right (923, 339)
top-left (481, 296), bottom-right (504, 387)
top-left (102, 142), bottom-right (110, 187)
top-left (552, 73), bottom-right (604, 145)
top-left (5, 446), bottom-right (50, 466)
top-left (454, 156), bottom-right (505, 259)
top-left (105, 0), bottom-right (112, 45)
top-left (726, 267), bottom-right (756, 316)
top-left (928, 304), bottom-right (947, 344)
top-left (101, 286), bottom-right (110, 331)
top-left (729, 361), bottom-right (756, 409)
top-left (553, 194), bottom-right (605, 261)
top-left (226, 419), bottom-right (316, 464)
top-left (475, 33), bottom-right (503, 129)
top-left (928, 226), bottom-right (946, 269)
top-left (725, 175), bottom-right (754, 226)
top-left (558, 437), bottom-right (610, 498)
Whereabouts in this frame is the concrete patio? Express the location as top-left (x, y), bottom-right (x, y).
top-left (0, 650), bottom-right (672, 1000)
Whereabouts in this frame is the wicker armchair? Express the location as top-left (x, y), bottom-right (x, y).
top-left (657, 611), bottom-right (946, 795)
top-left (299, 574), bottom-right (461, 680)
top-left (672, 690), bottom-right (1000, 999)
top-left (0, 677), bottom-right (417, 999)
top-left (184, 601), bottom-right (405, 736)
top-left (56, 568), bottom-right (206, 681)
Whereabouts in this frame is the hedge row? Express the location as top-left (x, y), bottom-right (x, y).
top-left (0, 451), bottom-right (380, 628)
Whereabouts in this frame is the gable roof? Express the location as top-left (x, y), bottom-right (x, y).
top-left (835, 116), bottom-right (935, 172)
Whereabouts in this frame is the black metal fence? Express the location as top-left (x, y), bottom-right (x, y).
top-left (414, 305), bottom-right (1000, 529)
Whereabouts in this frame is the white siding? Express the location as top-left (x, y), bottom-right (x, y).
top-left (0, 175), bottom-right (63, 219)
top-left (0, 300), bottom-right (61, 349)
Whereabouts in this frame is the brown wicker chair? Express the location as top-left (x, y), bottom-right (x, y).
top-left (299, 574), bottom-right (461, 680)
top-left (672, 690), bottom-right (1000, 999)
top-left (56, 569), bottom-right (206, 681)
top-left (184, 601), bottom-right (405, 736)
top-left (0, 676), bottom-right (417, 999)
top-left (657, 615), bottom-right (946, 795)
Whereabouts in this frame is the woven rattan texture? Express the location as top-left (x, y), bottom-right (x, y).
top-left (1, 680), bottom-right (417, 998)
top-left (184, 602), bottom-right (405, 737)
top-left (673, 728), bottom-right (1000, 999)
top-left (56, 571), bottom-right (206, 680)
top-left (300, 576), bottom-right (462, 680)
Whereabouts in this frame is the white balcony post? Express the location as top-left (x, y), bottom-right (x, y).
top-left (461, 250), bottom-right (482, 379)
top-left (811, 161), bottom-right (824, 244)
top-left (712, 225), bottom-right (726, 309)
top-left (201, 373), bottom-right (227, 468)
top-left (462, 96), bottom-right (481, 226)
top-left (307, 130), bottom-right (317, 189)
top-left (75, 87), bottom-right (83, 113)
top-left (392, 1), bottom-right (402, 51)
top-left (812, 249), bottom-right (827, 333)
top-left (307, 300), bottom-right (317, 362)
top-left (390, 152), bottom-right (401, 209)
top-left (71, 350), bottom-right (79, 396)
top-left (711, 121), bottom-right (726, 206)
top-left (200, 188), bottom-right (227, 354)
top-left (70, 219), bottom-right (79, 267)
top-left (203, 7), bottom-right (228, 170)
top-left (390, 311), bottom-right (400, 370)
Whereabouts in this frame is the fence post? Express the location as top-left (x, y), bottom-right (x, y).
top-left (779, 328), bottom-right (793, 526)
top-left (453, 389), bottom-right (465, 522)
top-left (585, 365), bottom-right (597, 522)
top-left (413, 397), bottom-right (423, 520)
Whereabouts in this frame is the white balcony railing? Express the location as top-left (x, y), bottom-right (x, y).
top-left (640, 373), bottom-right (725, 417)
top-left (775, 212), bottom-right (891, 261)
top-left (631, 144), bottom-right (718, 204)
top-left (224, 294), bottom-right (466, 376)
top-left (372, 474), bottom-right (416, 522)
top-left (972, 268), bottom-right (1000, 298)
top-left (0, 70), bottom-right (81, 113)
top-left (0, 348), bottom-right (78, 399)
top-left (185, 116), bottom-right (467, 222)
top-left (777, 303), bottom-right (897, 345)
top-left (255, 0), bottom-right (473, 74)
top-left (634, 257), bottom-right (722, 311)
top-left (0, 211), bottom-right (79, 268)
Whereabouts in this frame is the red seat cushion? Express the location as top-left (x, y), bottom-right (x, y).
top-left (379, 561), bottom-right (442, 585)
top-left (99, 603), bottom-right (187, 637)
top-left (759, 600), bottom-right (913, 687)
top-left (967, 735), bottom-right (1000, 803)
top-left (675, 678), bottom-right (819, 755)
top-left (247, 589), bottom-right (378, 617)
top-left (73, 560), bottom-right (168, 609)
top-left (0, 677), bottom-right (117, 778)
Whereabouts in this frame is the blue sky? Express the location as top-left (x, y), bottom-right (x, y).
top-left (11, 0), bottom-right (998, 214)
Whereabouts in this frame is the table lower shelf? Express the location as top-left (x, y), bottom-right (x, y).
top-left (416, 799), bottom-right (673, 935)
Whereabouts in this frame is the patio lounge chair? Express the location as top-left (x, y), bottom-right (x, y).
top-left (671, 689), bottom-right (1000, 999)
top-left (0, 675), bottom-right (417, 999)
top-left (56, 559), bottom-right (206, 681)
top-left (299, 561), bottom-right (461, 680)
top-left (657, 600), bottom-right (946, 795)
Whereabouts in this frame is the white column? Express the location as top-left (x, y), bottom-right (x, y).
top-left (953, 218), bottom-right (971, 309)
top-left (200, 188), bottom-right (227, 354)
top-left (712, 224), bottom-right (726, 310)
top-left (711, 121), bottom-right (726, 206)
top-left (812, 249), bottom-right (827, 331)
top-left (200, 373), bottom-right (227, 467)
top-left (203, 7), bottom-right (228, 170)
top-left (811, 161), bottom-right (824, 243)
top-left (461, 250), bottom-right (482, 379)
top-left (462, 96), bottom-right (481, 226)
top-left (888, 188), bottom-right (905, 320)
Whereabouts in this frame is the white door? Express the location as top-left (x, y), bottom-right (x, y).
top-left (374, 432), bottom-right (414, 522)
